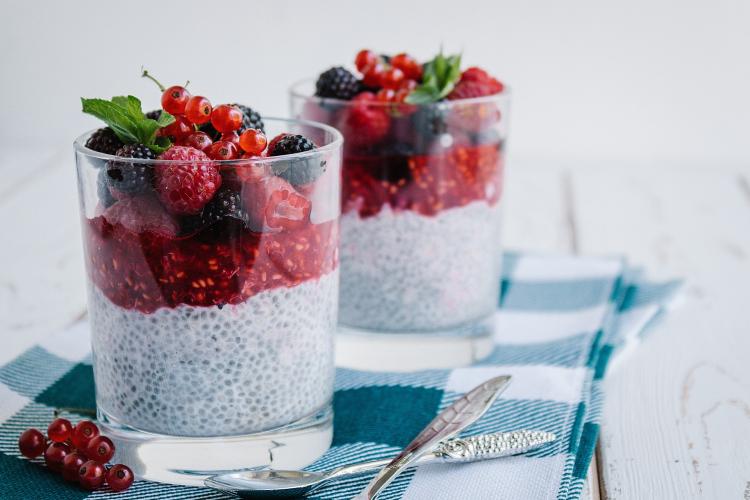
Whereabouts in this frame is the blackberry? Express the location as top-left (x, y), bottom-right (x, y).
top-left (97, 168), bottom-right (116, 208)
top-left (181, 187), bottom-right (247, 235)
top-left (315, 67), bottom-right (360, 100)
top-left (105, 144), bottom-right (156, 195)
top-left (145, 109), bottom-right (162, 121)
top-left (200, 104), bottom-right (264, 140)
top-left (268, 134), bottom-right (325, 186)
top-left (85, 128), bottom-right (124, 155)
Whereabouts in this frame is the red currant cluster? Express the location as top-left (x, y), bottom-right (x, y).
top-left (355, 49), bottom-right (423, 105)
top-left (18, 418), bottom-right (134, 492)
top-left (144, 71), bottom-right (268, 160)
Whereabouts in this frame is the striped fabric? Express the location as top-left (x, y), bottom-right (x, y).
top-left (0, 252), bottom-right (679, 499)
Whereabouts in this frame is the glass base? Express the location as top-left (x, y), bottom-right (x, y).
top-left (336, 316), bottom-right (495, 372)
top-left (97, 405), bottom-right (333, 487)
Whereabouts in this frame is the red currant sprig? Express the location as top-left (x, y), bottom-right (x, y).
top-left (354, 49), bottom-right (421, 94)
top-left (17, 418), bottom-right (134, 493)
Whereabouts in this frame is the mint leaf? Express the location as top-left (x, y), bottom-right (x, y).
top-left (405, 51), bottom-right (462, 104)
top-left (81, 98), bottom-right (142, 144)
top-left (81, 96), bottom-right (174, 153)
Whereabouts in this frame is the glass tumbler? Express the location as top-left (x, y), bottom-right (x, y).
top-left (291, 81), bottom-right (509, 371)
top-left (74, 117), bottom-right (342, 485)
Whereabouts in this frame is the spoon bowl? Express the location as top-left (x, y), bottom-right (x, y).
top-left (205, 470), bottom-right (328, 498)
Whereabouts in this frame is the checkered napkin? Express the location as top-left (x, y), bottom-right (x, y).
top-left (0, 252), bottom-right (679, 500)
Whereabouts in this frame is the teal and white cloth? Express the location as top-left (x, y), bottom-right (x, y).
top-left (0, 252), bottom-right (679, 499)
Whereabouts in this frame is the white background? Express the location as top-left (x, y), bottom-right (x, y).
top-left (1, 0), bottom-right (748, 168)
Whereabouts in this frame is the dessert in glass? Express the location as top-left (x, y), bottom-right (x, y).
top-left (291, 50), bottom-right (508, 370)
top-left (74, 76), bottom-right (342, 485)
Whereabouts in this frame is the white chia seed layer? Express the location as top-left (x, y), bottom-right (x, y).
top-left (339, 202), bottom-right (502, 333)
top-left (89, 270), bottom-right (338, 437)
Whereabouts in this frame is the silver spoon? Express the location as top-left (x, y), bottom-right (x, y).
top-left (205, 429), bottom-right (556, 498)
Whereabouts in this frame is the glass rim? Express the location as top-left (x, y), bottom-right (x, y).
top-left (289, 77), bottom-right (511, 108)
top-left (73, 116), bottom-right (344, 165)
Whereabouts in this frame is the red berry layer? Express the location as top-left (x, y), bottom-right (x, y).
top-left (85, 217), bottom-right (338, 313)
top-left (342, 143), bottom-right (503, 219)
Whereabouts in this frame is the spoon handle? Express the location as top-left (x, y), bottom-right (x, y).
top-left (326, 429), bottom-right (555, 481)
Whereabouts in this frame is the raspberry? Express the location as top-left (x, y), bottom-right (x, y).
top-left (268, 134), bottom-right (325, 186)
top-left (243, 176), bottom-right (311, 231)
top-left (315, 66), bottom-right (361, 100)
top-left (339, 92), bottom-right (390, 148)
top-left (105, 144), bottom-right (156, 195)
top-left (155, 146), bottom-right (221, 214)
top-left (447, 67), bottom-right (504, 100)
top-left (85, 128), bottom-right (124, 155)
top-left (103, 194), bottom-right (179, 237)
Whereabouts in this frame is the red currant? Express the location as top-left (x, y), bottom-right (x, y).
top-left (362, 63), bottom-right (385, 88)
top-left (85, 435), bottom-right (115, 464)
top-left (184, 95), bottom-right (213, 125)
top-left (47, 418), bottom-right (73, 443)
top-left (61, 452), bottom-right (86, 482)
top-left (44, 442), bottom-right (71, 471)
top-left (107, 464), bottom-right (135, 492)
top-left (380, 67), bottom-right (405, 90)
top-left (161, 85), bottom-right (191, 115)
top-left (71, 420), bottom-right (100, 450)
top-left (391, 53), bottom-right (422, 80)
top-left (18, 428), bottom-right (46, 458)
top-left (161, 115), bottom-right (194, 140)
top-left (355, 49), bottom-right (378, 72)
top-left (400, 79), bottom-right (418, 91)
top-left (78, 460), bottom-right (106, 490)
top-left (221, 131), bottom-right (240, 146)
top-left (182, 131), bottom-right (213, 151)
top-left (210, 105), bottom-right (243, 133)
top-left (239, 129), bottom-right (268, 155)
top-left (376, 88), bottom-right (396, 103)
top-left (207, 141), bottom-right (239, 160)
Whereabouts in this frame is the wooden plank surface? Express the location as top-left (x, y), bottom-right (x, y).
top-left (571, 167), bottom-right (750, 499)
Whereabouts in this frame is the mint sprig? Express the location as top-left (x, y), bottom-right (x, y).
top-left (81, 95), bottom-right (175, 153)
top-left (405, 51), bottom-right (462, 105)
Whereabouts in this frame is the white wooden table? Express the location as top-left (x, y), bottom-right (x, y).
top-left (2, 149), bottom-right (748, 499)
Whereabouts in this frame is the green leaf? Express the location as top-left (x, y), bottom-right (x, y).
top-left (81, 96), bottom-right (175, 151)
top-left (405, 50), bottom-right (463, 104)
top-left (149, 136), bottom-right (172, 154)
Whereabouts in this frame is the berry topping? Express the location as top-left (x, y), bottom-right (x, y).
top-left (221, 131), bottom-right (240, 146)
top-left (198, 186), bottom-right (248, 228)
top-left (161, 85), bottom-right (191, 115)
top-left (44, 442), bottom-right (71, 472)
top-left (185, 95), bottom-right (212, 124)
top-left (355, 49), bottom-right (378, 72)
top-left (155, 146), bottom-right (221, 214)
top-left (160, 115), bottom-right (194, 140)
top-left (105, 144), bottom-right (156, 195)
top-left (85, 435), bottom-right (115, 463)
top-left (145, 109), bottom-right (162, 120)
top-left (78, 460), bottom-right (106, 490)
top-left (103, 194), bottom-right (179, 237)
top-left (239, 129), bottom-right (268, 155)
top-left (234, 104), bottom-right (265, 134)
top-left (47, 418), bottom-right (73, 443)
top-left (84, 127), bottom-right (124, 155)
top-left (107, 464), bottom-right (134, 492)
top-left (61, 452), bottom-right (87, 482)
top-left (362, 62), bottom-right (386, 88)
top-left (380, 67), bottom-right (405, 90)
top-left (244, 176), bottom-right (312, 231)
top-left (391, 53), bottom-right (423, 80)
top-left (207, 140), bottom-right (239, 160)
top-left (340, 92), bottom-right (390, 148)
top-left (315, 66), bottom-right (361, 100)
top-left (182, 131), bottom-right (213, 151)
top-left (211, 104), bottom-right (243, 134)
top-left (71, 420), bottom-right (99, 450)
top-left (18, 428), bottom-right (46, 459)
top-left (268, 134), bottom-right (325, 185)
top-left (447, 66), bottom-right (504, 100)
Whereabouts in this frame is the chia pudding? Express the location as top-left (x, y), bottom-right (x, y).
top-left (293, 49), bottom-right (507, 334)
top-left (76, 97), bottom-right (341, 438)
